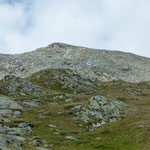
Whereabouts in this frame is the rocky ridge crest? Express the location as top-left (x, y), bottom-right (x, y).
top-left (1, 43), bottom-right (150, 82)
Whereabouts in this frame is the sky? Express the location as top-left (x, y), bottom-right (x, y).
top-left (0, 0), bottom-right (150, 57)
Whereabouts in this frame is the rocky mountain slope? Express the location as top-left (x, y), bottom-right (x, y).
top-left (0, 69), bottom-right (127, 150)
top-left (0, 43), bottom-right (150, 150)
top-left (1, 43), bottom-right (150, 82)
top-left (0, 68), bottom-right (149, 150)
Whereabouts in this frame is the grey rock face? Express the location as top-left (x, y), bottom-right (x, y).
top-left (73, 105), bottom-right (81, 111)
top-left (0, 43), bottom-right (150, 82)
top-left (0, 134), bottom-right (22, 150)
top-left (32, 139), bottom-right (41, 146)
top-left (74, 95), bottom-right (126, 128)
top-left (0, 109), bottom-right (13, 115)
top-left (14, 111), bottom-right (22, 117)
top-left (0, 122), bottom-right (33, 149)
top-left (22, 99), bottom-right (42, 107)
top-left (0, 75), bottom-right (42, 97)
top-left (0, 95), bottom-right (23, 110)
top-left (87, 96), bottom-right (126, 119)
top-left (0, 92), bottom-right (37, 150)
top-left (0, 115), bottom-right (10, 123)
top-left (11, 123), bottom-right (32, 136)
top-left (0, 95), bottom-right (34, 149)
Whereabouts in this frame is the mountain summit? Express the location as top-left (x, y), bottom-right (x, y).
top-left (0, 42), bottom-right (150, 82)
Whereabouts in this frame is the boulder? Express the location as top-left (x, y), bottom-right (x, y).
top-left (0, 95), bottom-right (23, 110)
top-left (65, 136), bottom-right (78, 141)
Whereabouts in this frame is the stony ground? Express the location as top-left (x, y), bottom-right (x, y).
top-left (0, 68), bottom-right (149, 149)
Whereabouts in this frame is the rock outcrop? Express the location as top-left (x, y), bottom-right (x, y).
top-left (73, 95), bottom-right (126, 130)
top-left (0, 75), bottom-right (43, 97)
top-left (27, 68), bottom-right (99, 94)
top-left (0, 95), bottom-right (33, 150)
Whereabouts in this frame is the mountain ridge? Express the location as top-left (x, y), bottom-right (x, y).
top-left (1, 42), bottom-right (150, 82)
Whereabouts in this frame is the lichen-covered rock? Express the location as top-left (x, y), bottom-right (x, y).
top-left (0, 115), bottom-right (10, 123)
top-left (14, 111), bottom-right (22, 117)
top-left (8, 123), bottom-right (32, 136)
top-left (0, 75), bottom-right (43, 97)
top-left (74, 95), bottom-right (127, 128)
top-left (0, 122), bottom-right (33, 149)
top-left (0, 133), bottom-right (22, 150)
top-left (22, 99), bottom-right (42, 107)
top-left (0, 109), bottom-right (13, 115)
top-left (0, 95), bottom-right (23, 110)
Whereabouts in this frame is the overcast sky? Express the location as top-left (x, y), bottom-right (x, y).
top-left (0, 0), bottom-right (150, 57)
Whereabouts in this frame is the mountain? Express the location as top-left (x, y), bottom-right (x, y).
top-left (1, 42), bottom-right (150, 82)
top-left (0, 43), bottom-right (150, 150)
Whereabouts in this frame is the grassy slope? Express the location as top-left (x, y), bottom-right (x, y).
top-left (26, 68), bottom-right (99, 95)
top-left (20, 77), bottom-right (150, 150)
top-left (1, 70), bottom-right (150, 150)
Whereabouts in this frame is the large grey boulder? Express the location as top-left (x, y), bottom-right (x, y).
top-left (8, 123), bottom-right (32, 136)
top-left (0, 95), bottom-right (23, 110)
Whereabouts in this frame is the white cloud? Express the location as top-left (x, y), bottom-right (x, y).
top-left (0, 0), bottom-right (150, 57)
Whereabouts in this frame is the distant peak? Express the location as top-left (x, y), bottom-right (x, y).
top-left (48, 42), bottom-right (79, 49)
top-left (50, 42), bottom-right (65, 46)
